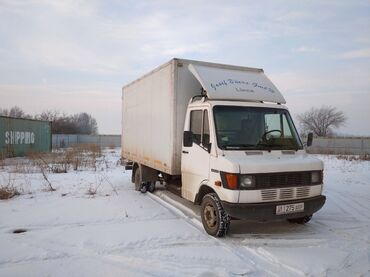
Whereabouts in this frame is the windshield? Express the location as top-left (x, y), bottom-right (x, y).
top-left (213, 106), bottom-right (303, 150)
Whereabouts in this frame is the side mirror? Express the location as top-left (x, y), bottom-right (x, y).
top-left (205, 142), bottom-right (212, 153)
top-left (307, 132), bottom-right (313, 147)
top-left (183, 131), bottom-right (193, 147)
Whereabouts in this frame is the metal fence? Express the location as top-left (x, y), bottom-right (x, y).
top-left (52, 134), bottom-right (121, 149)
top-left (308, 137), bottom-right (370, 155)
top-left (52, 135), bottom-right (369, 155)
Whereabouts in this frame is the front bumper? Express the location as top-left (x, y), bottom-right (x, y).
top-left (221, 195), bottom-right (326, 220)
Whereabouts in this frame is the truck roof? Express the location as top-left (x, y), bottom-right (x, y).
top-left (123, 58), bottom-right (286, 104)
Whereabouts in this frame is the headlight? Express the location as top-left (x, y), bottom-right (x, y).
top-left (240, 175), bottom-right (256, 189)
top-left (220, 173), bottom-right (256, 190)
top-left (311, 171), bottom-right (320, 184)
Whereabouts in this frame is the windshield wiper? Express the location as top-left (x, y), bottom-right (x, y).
top-left (222, 144), bottom-right (256, 149)
top-left (256, 142), bottom-right (284, 149)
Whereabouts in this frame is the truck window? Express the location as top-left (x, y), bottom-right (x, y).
top-left (203, 110), bottom-right (210, 146)
top-left (265, 113), bottom-right (281, 135)
top-left (265, 113), bottom-right (293, 137)
top-left (190, 110), bottom-right (202, 144)
top-left (213, 106), bottom-right (303, 150)
top-left (282, 115), bottom-right (293, 137)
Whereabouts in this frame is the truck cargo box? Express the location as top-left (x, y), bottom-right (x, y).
top-left (122, 59), bottom-right (202, 175)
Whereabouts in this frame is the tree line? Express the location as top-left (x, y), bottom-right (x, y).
top-left (297, 106), bottom-right (346, 137)
top-left (1, 105), bottom-right (346, 137)
top-left (0, 106), bottom-right (98, 135)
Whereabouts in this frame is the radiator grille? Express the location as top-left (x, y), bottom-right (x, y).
top-left (280, 188), bottom-right (294, 199)
top-left (296, 186), bottom-right (311, 198)
top-left (256, 171), bottom-right (312, 189)
top-left (261, 186), bottom-right (312, 201)
top-left (261, 189), bottom-right (277, 201)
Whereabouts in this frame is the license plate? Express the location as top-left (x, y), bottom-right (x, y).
top-left (276, 203), bottom-right (304, 215)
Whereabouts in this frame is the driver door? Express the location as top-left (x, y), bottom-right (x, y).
top-left (181, 109), bottom-right (211, 201)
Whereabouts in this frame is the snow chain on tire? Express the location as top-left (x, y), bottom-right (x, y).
top-left (201, 193), bottom-right (231, 237)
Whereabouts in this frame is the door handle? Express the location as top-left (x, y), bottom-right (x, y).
top-left (182, 150), bottom-right (189, 154)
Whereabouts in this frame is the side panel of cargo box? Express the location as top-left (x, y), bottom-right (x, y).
top-left (122, 59), bottom-right (203, 176)
top-left (122, 61), bottom-right (176, 174)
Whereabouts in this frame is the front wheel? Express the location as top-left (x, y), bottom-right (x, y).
top-left (201, 193), bottom-right (230, 237)
top-left (287, 215), bottom-right (312, 224)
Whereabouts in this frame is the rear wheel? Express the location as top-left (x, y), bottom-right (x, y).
top-left (201, 193), bottom-right (230, 237)
top-left (287, 215), bottom-right (312, 224)
top-left (134, 168), bottom-right (141, 191)
top-left (140, 183), bottom-right (147, 193)
top-left (147, 182), bottom-right (156, 193)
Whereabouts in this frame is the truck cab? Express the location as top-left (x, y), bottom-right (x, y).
top-left (181, 64), bottom-right (325, 237)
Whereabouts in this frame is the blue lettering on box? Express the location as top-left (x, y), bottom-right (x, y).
top-left (210, 78), bottom-right (275, 93)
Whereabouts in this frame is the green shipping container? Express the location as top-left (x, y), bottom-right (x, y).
top-left (0, 116), bottom-right (52, 157)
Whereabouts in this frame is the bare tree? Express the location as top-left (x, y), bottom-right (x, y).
top-left (9, 106), bottom-right (25, 118)
top-left (0, 106), bottom-right (32, 119)
top-left (73, 113), bottom-right (98, 134)
top-left (35, 109), bottom-right (60, 121)
top-left (2, 106), bottom-right (99, 134)
top-left (35, 110), bottom-right (98, 134)
top-left (0, 108), bottom-right (9, 116)
top-left (35, 110), bottom-right (72, 134)
top-left (298, 106), bottom-right (347, 137)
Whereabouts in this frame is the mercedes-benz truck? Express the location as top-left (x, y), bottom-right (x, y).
top-left (121, 58), bottom-right (325, 237)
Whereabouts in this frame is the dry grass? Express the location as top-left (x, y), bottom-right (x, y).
top-left (86, 186), bottom-right (99, 196)
top-left (0, 144), bottom-right (113, 199)
top-left (108, 144), bottom-right (116, 149)
top-left (0, 186), bottom-right (20, 200)
top-left (86, 173), bottom-right (104, 197)
top-left (25, 144), bottom-right (102, 192)
top-left (0, 173), bottom-right (20, 200)
top-left (67, 144), bottom-right (101, 171)
top-left (0, 152), bottom-right (4, 169)
top-left (337, 154), bottom-right (370, 161)
top-left (27, 151), bottom-right (56, 191)
top-left (27, 144), bottom-right (102, 173)
top-left (307, 148), bottom-right (336, 155)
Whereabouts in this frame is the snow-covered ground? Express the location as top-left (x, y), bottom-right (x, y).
top-left (0, 149), bottom-right (369, 276)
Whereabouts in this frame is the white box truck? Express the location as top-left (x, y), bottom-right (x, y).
top-left (122, 58), bottom-right (326, 237)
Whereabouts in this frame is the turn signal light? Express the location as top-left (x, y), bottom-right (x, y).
top-left (225, 173), bottom-right (238, 190)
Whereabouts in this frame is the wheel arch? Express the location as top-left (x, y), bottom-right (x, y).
top-left (131, 162), bottom-right (139, 183)
top-left (194, 185), bottom-right (216, 205)
top-left (131, 163), bottom-right (158, 184)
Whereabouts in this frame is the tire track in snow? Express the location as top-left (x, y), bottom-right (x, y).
top-left (147, 192), bottom-right (305, 276)
top-left (329, 190), bottom-right (370, 221)
top-left (0, 214), bottom-right (174, 234)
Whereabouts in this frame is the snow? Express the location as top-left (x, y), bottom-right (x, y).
top-left (0, 150), bottom-right (369, 276)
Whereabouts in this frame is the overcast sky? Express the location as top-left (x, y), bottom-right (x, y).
top-left (1, 0), bottom-right (369, 135)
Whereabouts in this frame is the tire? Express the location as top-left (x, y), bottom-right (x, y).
top-left (287, 215), bottom-right (312, 224)
top-left (147, 182), bottom-right (155, 193)
top-left (140, 183), bottom-right (147, 193)
top-left (134, 168), bottom-right (141, 191)
top-left (201, 193), bottom-right (230, 237)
